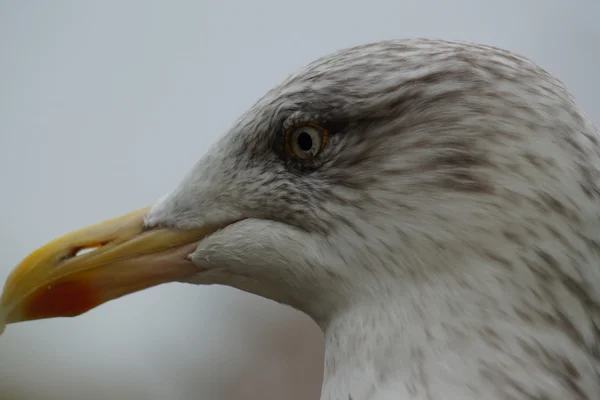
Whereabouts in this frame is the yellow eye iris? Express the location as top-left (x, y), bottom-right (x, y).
top-left (285, 123), bottom-right (328, 161)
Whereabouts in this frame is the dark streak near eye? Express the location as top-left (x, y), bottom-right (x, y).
top-left (321, 119), bottom-right (351, 135)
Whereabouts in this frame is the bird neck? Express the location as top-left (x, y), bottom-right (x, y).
top-left (315, 253), bottom-right (600, 400)
top-left (317, 281), bottom-right (468, 399)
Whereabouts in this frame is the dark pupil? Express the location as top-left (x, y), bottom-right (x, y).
top-left (297, 132), bottom-right (313, 152)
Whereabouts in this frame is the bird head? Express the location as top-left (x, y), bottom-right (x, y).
top-left (0, 39), bottom-right (582, 334)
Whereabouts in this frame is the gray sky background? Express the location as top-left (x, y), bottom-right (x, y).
top-left (0, 1), bottom-right (599, 399)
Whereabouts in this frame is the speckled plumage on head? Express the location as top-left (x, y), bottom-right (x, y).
top-left (147, 39), bottom-right (600, 399)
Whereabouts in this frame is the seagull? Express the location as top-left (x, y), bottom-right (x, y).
top-left (0, 38), bottom-right (599, 399)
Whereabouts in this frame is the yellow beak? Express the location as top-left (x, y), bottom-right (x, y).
top-left (0, 206), bottom-right (219, 334)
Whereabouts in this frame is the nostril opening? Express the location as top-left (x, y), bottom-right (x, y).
top-left (74, 247), bottom-right (97, 257)
top-left (60, 243), bottom-right (107, 262)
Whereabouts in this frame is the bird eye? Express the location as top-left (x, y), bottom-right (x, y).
top-left (286, 124), bottom-right (328, 161)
